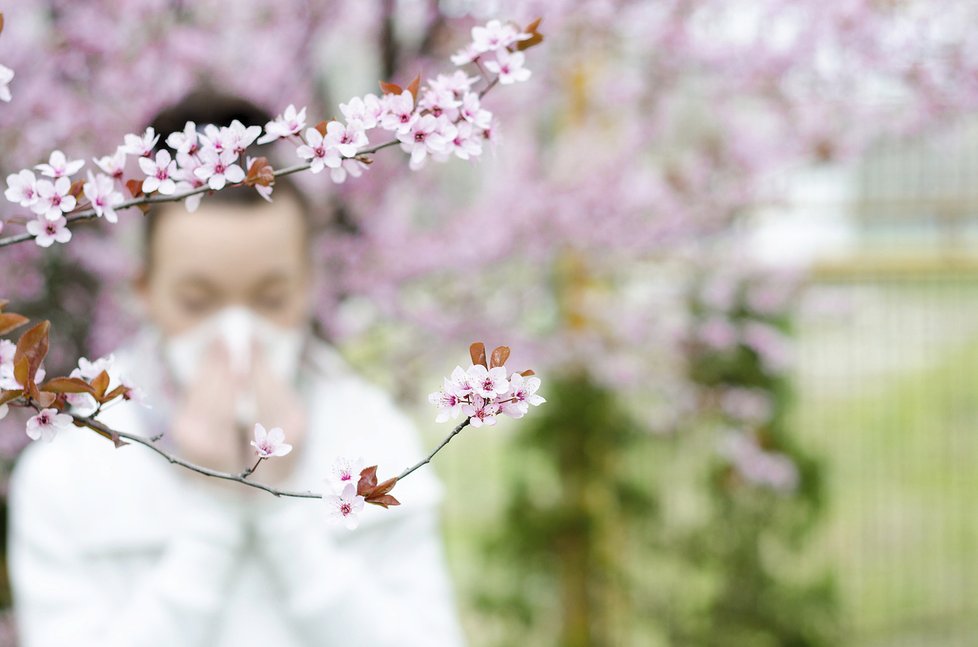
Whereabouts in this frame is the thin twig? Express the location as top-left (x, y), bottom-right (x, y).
top-left (67, 411), bottom-right (472, 499)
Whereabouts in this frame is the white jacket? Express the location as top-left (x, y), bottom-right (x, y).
top-left (7, 333), bottom-right (467, 647)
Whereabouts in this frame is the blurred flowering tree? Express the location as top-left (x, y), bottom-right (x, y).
top-left (2, 0), bottom-right (978, 644)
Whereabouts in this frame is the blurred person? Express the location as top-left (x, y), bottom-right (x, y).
top-left (6, 93), bottom-right (466, 646)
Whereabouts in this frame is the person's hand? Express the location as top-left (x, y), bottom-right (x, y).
top-left (170, 344), bottom-right (248, 480)
top-left (245, 344), bottom-right (308, 486)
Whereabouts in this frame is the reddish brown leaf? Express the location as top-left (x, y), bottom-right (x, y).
top-left (103, 385), bottom-right (128, 402)
top-left (379, 81), bottom-right (403, 96)
top-left (469, 342), bottom-right (487, 368)
top-left (90, 370), bottom-right (110, 400)
top-left (68, 179), bottom-right (85, 199)
top-left (516, 17), bottom-right (544, 51)
top-left (40, 377), bottom-right (96, 395)
top-left (314, 120), bottom-right (329, 137)
top-left (245, 156), bottom-right (275, 188)
top-left (366, 494), bottom-right (401, 508)
top-left (489, 345), bottom-right (510, 369)
top-left (406, 73), bottom-right (421, 102)
top-left (14, 320), bottom-right (49, 395)
top-left (0, 312), bottom-right (29, 335)
top-left (357, 465), bottom-right (379, 497)
top-left (0, 13), bottom-right (5, 36)
top-left (126, 179), bottom-right (144, 198)
top-left (520, 369), bottom-right (535, 377)
top-left (0, 390), bottom-right (22, 407)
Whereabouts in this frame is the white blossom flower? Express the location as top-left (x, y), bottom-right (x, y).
top-left (31, 177), bottom-right (76, 221)
top-left (73, 355), bottom-right (115, 380)
top-left (466, 364), bottom-right (510, 399)
top-left (418, 87), bottom-right (461, 121)
top-left (327, 456), bottom-right (365, 493)
top-left (5, 169), bottom-right (39, 208)
top-left (329, 158), bottom-right (369, 185)
top-left (119, 375), bottom-right (150, 407)
top-left (26, 213), bottom-right (71, 247)
top-left (444, 121), bottom-right (484, 160)
top-left (258, 104), bottom-right (307, 144)
top-left (251, 423), bottom-right (293, 458)
top-left (83, 172), bottom-right (124, 223)
top-left (224, 120), bottom-right (262, 155)
top-left (194, 147), bottom-right (245, 190)
top-left (324, 482), bottom-right (366, 530)
top-left (138, 149), bottom-right (177, 195)
top-left (451, 42), bottom-right (481, 66)
top-left (325, 120), bottom-right (368, 158)
top-left (500, 373), bottom-right (545, 419)
top-left (36, 150), bottom-right (85, 179)
top-left (428, 378), bottom-right (465, 422)
top-left (484, 49), bottom-right (531, 85)
top-left (339, 95), bottom-right (383, 130)
top-left (459, 92), bottom-right (493, 130)
top-left (397, 114), bottom-right (455, 170)
top-left (379, 90), bottom-right (418, 134)
top-left (93, 149), bottom-right (128, 181)
top-left (0, 64), bottom-right (13, 103)
top-left (429, 71), bottom-right (480, 98)
top-left (471, 19), bottom-right (527, 53)
top-left (166, 121), bottom-right (200, 155)
top-left (121, 127), bottom-right (160, 157)
top-left (462, 395), bottom-right (501, 428)
top-left (26, 408), bottom-right (73, 442)
top-left (296, 127), bottom-right (342, 174)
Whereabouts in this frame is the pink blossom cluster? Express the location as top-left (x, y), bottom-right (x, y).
top-left (719, 431), bottom-right (799, 493)
top-left (1, 18), bottom-right (534, 250)
top-left (323, 456), bottom-right (367, 529)
top-left (428, 364), bottom-right (545, 428)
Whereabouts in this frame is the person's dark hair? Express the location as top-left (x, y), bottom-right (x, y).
top-left (143, 89), bottom-right (312, 260)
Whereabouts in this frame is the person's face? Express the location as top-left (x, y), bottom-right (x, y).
top-left (139, 193), bottom-right (312, 337)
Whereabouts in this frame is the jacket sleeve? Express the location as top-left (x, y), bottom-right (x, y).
top-left (8, 446), bottom-right (249, 647)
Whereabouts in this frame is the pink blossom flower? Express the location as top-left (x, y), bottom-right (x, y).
top-left (36, 150), bottom-right (85, 179)
top-left (4, 169), bottom-right (39, 208)
top-left (296, 127), bottom-right (341, 174)
top-left (327, 456), bottom-right (365, 493)
top-left (0, 340), bottom-right (15, 387)
top-left (26, 214), bottom-right (71, 247)
top-left (73, 355), bottom-right (115, 380)
top-left (194, 147), bottom-right (245, 190)
top-left (471, 19), bottom-right (527, 53)
top-left (698, 317), bottom-right (739, 351)
top-left (459, 92), bottom-right (493, 130)
top-left (719, 432), bottom-right (799, 493)
top-left (0, 64), bottom-right (13, 103)
top-left (224, 120), bottom-right (262, 155)
top-left (165, 121), bottom-right (200, 156)
top-left (83, 172), bottom-right (124, 223)
top-left (26, 408), bottom-right (73, 443)
top-left (448, 365), bottom-right (474, 398)
top-left (31, 177), bottom-right (76, 221)
top-left (121, 127), bottom-right (159, 157)
top-left (466, 364), bottom-right (510, 399)
top-left (324, 482), bottom-right (366, 530)
top-left (340, 95), bottom-right (383, 130)
top-left (429, 71), bottom-right (480, 97)
top-left (250, 423), bottom-right (293, 458)
top-left (484, 49), bottom-right (531, 85)
top-left (462, 395), bottom-right (501, 428)
top-left (325, 120), bottom-right (368, 158)
top-left (119, 375), bottom-right (150, 407)
top-left (428, 378), bottom-right (465, 422)
top-left (93, 149), bottom-right (127, 181)
top-left (380, 90), bottom-right (418, 134)
top-left (258, 104), bottom-right (307, 144)
top-left (444, 121), bottom-right (484, 160)
top-left (397, 115), bottom-right (454, 170)
top-left (500, 373), bottom-right (545, 419)
top-left (451, 42), bottom-right (480, 66)
top-left (418, 87), bottom-right (461, 121)
top-left (138, 149), bottom-right (177, 195)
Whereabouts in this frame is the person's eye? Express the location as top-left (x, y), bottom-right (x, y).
top-left (177, 293), bottom-right (215, 316)
top-left (253, 292), bottom-right (288, 312)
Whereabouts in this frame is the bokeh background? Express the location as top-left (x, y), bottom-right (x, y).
top-left (2, 1), bottom-right (978, 645)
